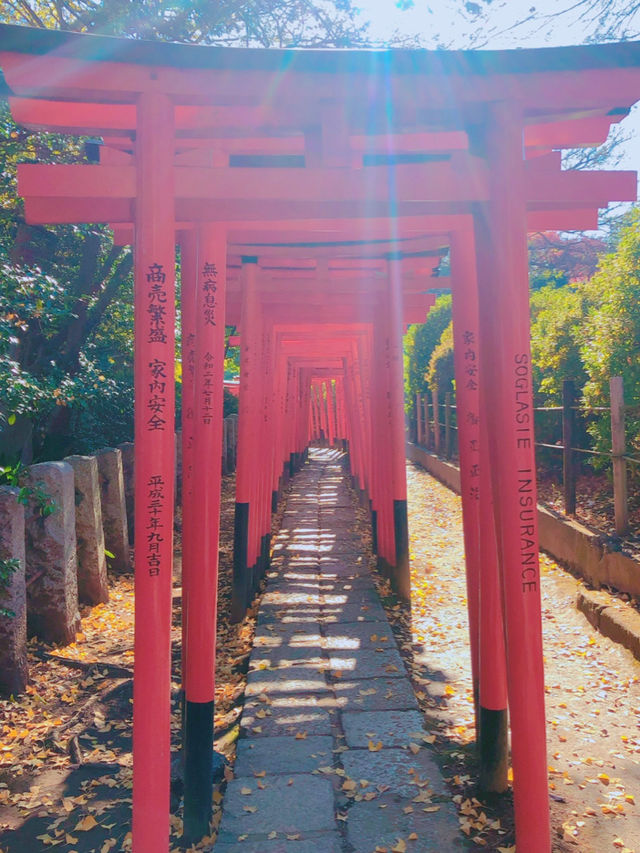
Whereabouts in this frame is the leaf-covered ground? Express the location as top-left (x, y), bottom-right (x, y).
top-left (0, 472), bottom-right (288, 853)
top-left (376, 463), bottom-right (640, 853)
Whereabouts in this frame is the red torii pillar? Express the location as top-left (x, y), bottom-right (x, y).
top-left (183, 224), bottom-right (227, 841)
top-left (232, 257), bottom-right (259, 621)
top-left (257, 322), bottom-right (275, 574)
top-left (179, 230), bottom-right (197, 731)
top-left (387, 258), bottom-right (411, 601)
top-left (450, 229), bottom-right (508, 792)
top-left (475, 105), bottom-right (550, 853)
top-left (132, 92), bottom-right (176, 853)
top-left (325, 379), bottom-right (336, 446)
top-left (371, 319), bottom-right (394, 571)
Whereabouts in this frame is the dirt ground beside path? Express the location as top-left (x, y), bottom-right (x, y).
top-left (0, 472), bottom-right (272, 853)
top-left (397, 462), bottom-right (640, 853)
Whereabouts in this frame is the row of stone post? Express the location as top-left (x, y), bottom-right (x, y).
top-left (0, 416), bottom-right (241, 700)
top-left (0, 444), bottom-right (130, 695)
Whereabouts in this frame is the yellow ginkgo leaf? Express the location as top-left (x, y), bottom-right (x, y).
top-left (74, 815), bottom-right (98, 832)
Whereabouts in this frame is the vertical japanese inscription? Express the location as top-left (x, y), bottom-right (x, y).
top-left (147, 263), bottom-right (168, 344)
top-left (145, 264), bottom-right (169, 434)
top-left (201, 352), bottom-right (215, 425)
top-left (145, 474), bottom-right (165, 577)
top-left (186, 331), bottom-right (196, 453)
top-left (200, 260), bottom-right (219, 425)
top-left (384, 333), bottom-right (393, 428)
top-left (147, 357), bottom-right (167, 432)
top-left (202, 261), bottom-right (218, 326)
top-left (462, 330), bottom-right (480, 500)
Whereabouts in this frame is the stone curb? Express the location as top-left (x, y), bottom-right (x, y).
top-left (577, 588), bottom-right (640, 662)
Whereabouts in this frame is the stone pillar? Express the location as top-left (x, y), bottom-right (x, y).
top-left (65, 455), bottom-right (109, 605)
top-left (118, 441), bottom-right (135, 544)
top-left (95, 448), bottom-right (130, 573)
top-left (24, 461), bottom-right (80, 646)
top-left (0, 487), bottom-right (27, 695)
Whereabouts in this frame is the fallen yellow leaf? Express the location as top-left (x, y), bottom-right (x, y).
top-left (74, 815), bottom-right (98, 832)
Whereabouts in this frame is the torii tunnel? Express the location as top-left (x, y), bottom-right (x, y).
top-left (1, 22), bottom-right (639, 853)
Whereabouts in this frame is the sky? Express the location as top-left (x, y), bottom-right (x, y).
top-left (352, 0), bottom-right (640, 172)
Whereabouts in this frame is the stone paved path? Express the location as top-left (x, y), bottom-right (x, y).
top-left (214, 448), bottom-right (461, 853)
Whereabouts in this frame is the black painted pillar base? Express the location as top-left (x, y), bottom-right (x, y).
top-left (478, 706), bottom-right (509, 793)
top-left (271, 490), bottom-right (279, 514)
top-left (393, 499), bottom-right (411, 602)
top-left (359, 488), bottom-right (368, 509)
top-left (261, 533), bottom-right (271, 575)
top-left (371, 506), bottom-right (378, 554)
top-left (183, 699), bottom-right (214, 844)
top-left (253, 552), bottom-right (263, 590)
top-left (289, 453), bottom-right (296, 478)
top-left (231, 502), bottom-right (249, 623)
top-left (376, 555), bottom-right (392, 578)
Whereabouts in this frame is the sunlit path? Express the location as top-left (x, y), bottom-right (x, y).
top-left (214, 448), bottom-right (459, 853)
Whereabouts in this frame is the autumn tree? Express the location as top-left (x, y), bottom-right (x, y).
top-left (528, 231), bottom-right (607, 290)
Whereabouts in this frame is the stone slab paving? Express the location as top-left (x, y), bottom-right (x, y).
top-left (214, 448), bottom-right (459, 853)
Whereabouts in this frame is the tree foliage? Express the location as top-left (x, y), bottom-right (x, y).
top-left (0, 0), bottom-right (368, 46)
top-left (425, 319), bottom-right (454, 398)
top-left (403, 294), bottom-right (452, 411)
top-left (0, 97), bottom-right (137, 461)
top-left (580, 210), bottom-right (640, 459)
top-left (529, 283), bottom-right (589, 405)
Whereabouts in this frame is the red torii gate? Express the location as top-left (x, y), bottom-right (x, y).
top-left (1, 22), bottom-right (640, 853)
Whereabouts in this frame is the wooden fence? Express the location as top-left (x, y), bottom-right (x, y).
top-left (413, 376), bottom-right (639, 535)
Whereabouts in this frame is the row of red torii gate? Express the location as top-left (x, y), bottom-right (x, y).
top-left (1, 22), bottom-right (640, 853)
